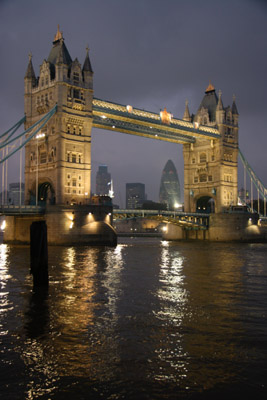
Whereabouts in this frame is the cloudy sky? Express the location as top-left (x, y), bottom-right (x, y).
top-left (1, 0), bottom-right (267, 207)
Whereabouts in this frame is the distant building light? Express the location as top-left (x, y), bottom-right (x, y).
top-left (126, 105), bottom-right (133, 113)
top-left (112, 125), bottom-right (115, 129)
top-left (101, 115), bottom-right (107, 119)
top-left (70, 221), bottom-right (74, 229)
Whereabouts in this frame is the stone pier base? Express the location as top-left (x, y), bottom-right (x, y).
top-left (3, 205), bottom-right (117, 246)
top-left (162, 213), bottom-right (267, 242)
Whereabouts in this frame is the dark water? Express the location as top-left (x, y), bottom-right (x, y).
top-left (0, 238), bottom-right (267, 399)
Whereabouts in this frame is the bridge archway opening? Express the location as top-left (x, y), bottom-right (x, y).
top-left (196, 196), bottom-right (215, 213)
top-left (30, 181), bottom-right (55, 205)
top-left (38, 182), bottom-right (55, 206)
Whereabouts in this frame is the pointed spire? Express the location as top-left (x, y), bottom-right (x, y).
top-left (183, 99), bottom-right (191, 121)
top-left (216, 89), bottom-right (224, 110)
top-left (54, 24), bottom-right (63, 42)
top-left (231, 94), bottom-right (239, 115)
top-left (83, 45), bottom-right (93, 73)
top-left (25, 52), bottom-right (36, 80)
top-left (205, 81), bottom-right (215, 93)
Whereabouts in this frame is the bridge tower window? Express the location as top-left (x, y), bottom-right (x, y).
top-left (200, 174), bottom-right (207, 182)
top-left (200, 153), bottom-right (207, 163)
top-left (73, 72), bottom-right (79, 84)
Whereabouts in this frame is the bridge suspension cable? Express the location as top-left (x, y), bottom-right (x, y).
top-left (239, 148), bottom-right (267, 216)
top-left (0, 105), bottom-right (57, 206)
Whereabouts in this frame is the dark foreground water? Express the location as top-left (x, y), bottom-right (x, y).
top-left (0, 238), bottom-right (267, 399)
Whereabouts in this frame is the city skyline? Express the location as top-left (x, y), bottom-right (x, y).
top-left (1, 0), bottom-right (267, 208)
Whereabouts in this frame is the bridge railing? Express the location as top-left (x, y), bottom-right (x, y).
top-left (0, 205), bottom-right (45, 215)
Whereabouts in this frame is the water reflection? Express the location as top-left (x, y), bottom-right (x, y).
top-left (152, 241), bottom-right (189, 384)
top-left (0, 240), bottom-right (267, 399)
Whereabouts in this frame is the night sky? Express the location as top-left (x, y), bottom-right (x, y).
top-left (1, 0), bottom-right (267, 207)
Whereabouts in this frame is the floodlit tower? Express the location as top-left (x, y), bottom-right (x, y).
top-left (24, 26), bottom-right (93, 205)
top-left (183, 83), bottom-right (239, 213)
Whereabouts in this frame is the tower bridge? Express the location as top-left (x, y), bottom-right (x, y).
top-left (1, 27), bottom-right (267, 244)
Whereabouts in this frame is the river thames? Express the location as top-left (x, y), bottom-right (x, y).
top-left (0, 238), bottom-right (266, 399)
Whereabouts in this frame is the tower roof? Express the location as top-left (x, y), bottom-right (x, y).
top-left (83, 46), bottom-right (93, 73)
top-left (205, 81), bottom-right (215, 93)
top-left (197, 82), bottom-right (218, 122)
top-left (47, 27), bottom-right (72, 66)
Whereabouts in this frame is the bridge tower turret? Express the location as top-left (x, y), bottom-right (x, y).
top-left (183, 83), bottom-right (239, 213)
top-left (24, 26), bottom-right (93, 206)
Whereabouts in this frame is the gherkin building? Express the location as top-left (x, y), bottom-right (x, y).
top-left (159, 160), bottom-right (181, 209)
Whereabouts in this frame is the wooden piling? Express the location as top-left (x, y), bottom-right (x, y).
top-left (30, 221), bottom-right (48, 287)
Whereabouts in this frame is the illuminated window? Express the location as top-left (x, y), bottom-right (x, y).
top-left (67, 124), bottom-right (70, 133)
top-left (72, 179), bottom-right (77, 187)
top-left (79, 126), bottom-right (82, 135)
top-left (72, 154), bottom-right (76, 163)
top-left (73, 126), bottom-right (76, 134)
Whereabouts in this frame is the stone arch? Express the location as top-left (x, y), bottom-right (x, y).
top-left (38, 181), bottom-right (55, 205)
top-left (29, 179), bottom-right (55, 205)
top-left (196, 196), bottom-right (215, 213)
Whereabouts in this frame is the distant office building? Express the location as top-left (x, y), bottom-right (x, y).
top-left (8, 182), bottom-right (25, 205)
top-left (238, 187), bottom-right (249, 204)
top-left (126, 183), bottom-right (146, 209)
top-left (96, 165), bottom-right (111, 195)
top-left (159, 160), bottom-right (181, 209)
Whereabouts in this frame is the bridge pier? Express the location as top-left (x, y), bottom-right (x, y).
top-left (2, 205), bottom-right (117, 246)
top-left (162, 212), bottom-right (267, 242)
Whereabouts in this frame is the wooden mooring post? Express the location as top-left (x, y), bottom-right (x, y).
top-left (30, 221), bottom-right (48, 287)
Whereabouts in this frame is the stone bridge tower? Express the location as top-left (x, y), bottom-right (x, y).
top-left (24, 27), bottom-right (93, 205)
top-left (183, 83), bottom-right (239, 213)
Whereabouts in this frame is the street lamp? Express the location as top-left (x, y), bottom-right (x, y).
top-left (35, 132), bottom-right (45, 206)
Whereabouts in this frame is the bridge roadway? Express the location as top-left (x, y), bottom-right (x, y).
top-left (0, 206), bottom-right (208, 230)
top-left (113, 209), bottom-right (210, 230)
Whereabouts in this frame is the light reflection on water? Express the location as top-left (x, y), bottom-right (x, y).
top-left (0, 240), bottom-right (267, 399)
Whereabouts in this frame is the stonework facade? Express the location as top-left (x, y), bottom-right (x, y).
top-left (183, 84), bottom-right (239, 213)
top-left (24, 27), bottom-right (93, 205)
